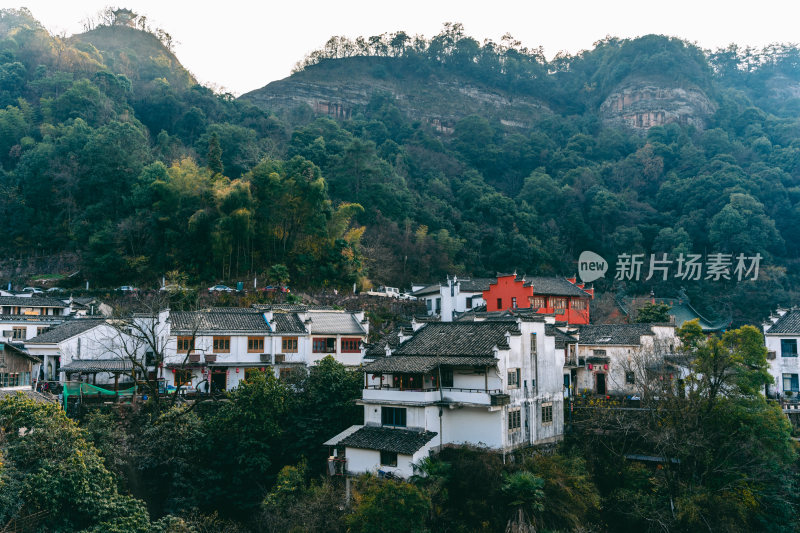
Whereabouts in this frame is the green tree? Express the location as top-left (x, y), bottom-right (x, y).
top-left (207, 131), bottom-right (223, 174)
top-left (0, 394), bottom-right (150, 532)
top-left (346, 477), bottom-right (430, 533)
top-left (635, 302), bottom-right (671, 323)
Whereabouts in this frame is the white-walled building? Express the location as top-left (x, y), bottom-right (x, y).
top-left (763, 307), bottom-right (800, 398)
top-left (571, 324), bottom-right (680, 397)
top-left (325, 316), bottom-right (565, 478)
top-left (412, 277), bottom-right (492, 322)
top-left (161, 306), bottom-right (369, 391)
top-left (24, 318), bottom-right (136, 386)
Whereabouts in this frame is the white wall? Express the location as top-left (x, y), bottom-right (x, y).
top-left (765, 333), bottom-right (800, 397)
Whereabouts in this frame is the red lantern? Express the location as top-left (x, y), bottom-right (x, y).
top-left (260, 367), bottom-right (265, 371)
top-left (236, 368), bottom-right (239, 373)
top-left (588, 364), bottom-right (593, 370)
top-left (603, 364), bottom-right (608, 370)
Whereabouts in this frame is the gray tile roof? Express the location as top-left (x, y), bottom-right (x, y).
top-left (411, 284), bottom-right (440, 297)
top-left (459, 278), bottom-right (494, 292)
top-left (307, 312), bottom-right (366, 335)
top-left (365, 355), bottom-right (497, 373)
top-left (0, 296), bottom-right (67, 308)
top-left (25, 319), bottom-right (106, 344)
top-left (546, 324), bottom-right (577, 349)
top-left (365, 328), bottom-right (403, 359)
top-left (393, 321), bottom-right (519, 357)
top-left (766, 309), bottom-right (800, 334)
top-left (60, 359), bottom-right (133, 373)
top-left (577, 324), bottom-right (655, 345)
top-left (0, 315), bottom-right (65, 324)
top-left (171, 309), bottom-right (271, 334)
top-left (525, 276), bottom-right (591, 297)
top-left (272, 313), bottom-right (307, 334)
top-left (0, 389), bottom-right (57, 403)
top-left (339, 425), bottom-right (438, 455)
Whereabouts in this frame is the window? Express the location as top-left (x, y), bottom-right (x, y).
top-left (341, 338), bottom-right (361, 352)
top-left (313, 338), bottom-right (336, 353)
top-left (37, 327), bottom-right (49, 336)
top-left (466, 297), bottom-right (473, 309)
top-left (530, 296), bottom-right (545, 309)
top-left (508, 408), bottom-right (521, 433)
top-left (145, 351), bottom-right (155, 366)
top-left (511, 297), bottom-right (517, 308)
top-left (177, 337), bottom-right (194, 352)
top-left (282, 337), bottom-right (298, 352)
top-left (247, 337), bottom-right (264, 352)
top-left (440, 368), bottom-right (453, 388)
top-left (381, 406), bottom-right (407, 427)
top-left (11, 327), bottom-right (25, 340)
top-left (435, 298), bottom-right (441, 313)
top-left (497, 298), bottom-right (503, 309)
top-left (592, 349), bottom-right (607, 356)
top-left (625, 371), bottom-right (635, 384)
top-left (507, 368), bottom-right (520, 388)
top-left (781, 339), bottom-right (798, 357)
top-left (551, 297), bottom-right (567, 311)
top-left (784, 373), bottom-right (799, 393)
top-left (426, 299), bottom-right (433, 312)
top-left (213, 336), bottom-right (230, 352)
top-left (542, 403), bottom-right (553, 424)
top-left (380, 450), bottom-right (398, 467)
top-left (572, 298), bottom-right (587, 310)
top-left (174, 369), bottom-right (192, 387)
top-left (530, 333), bottom-right (537, 354)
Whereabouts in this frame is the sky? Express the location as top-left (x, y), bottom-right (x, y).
top-left (13, 0), bottom-right (800, 96)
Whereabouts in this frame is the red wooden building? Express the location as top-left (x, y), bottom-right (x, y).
top-left (482, 274), bottom-right (593, 324)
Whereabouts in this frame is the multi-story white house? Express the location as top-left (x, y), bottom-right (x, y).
top-left (571, 323), bottom-right (680, 397)
top-left (23, 304), bottom-right (369, 394)
top-left (0, 295), bottom-right (75, 342)
top-left (763, 307), bottom-right (800, 398)
top-left (412, 276), bottom-right (493, 321)
top-left (324, 316), bottom-right (565, 478)
top-left (161, 306), bottom-right (369, 391)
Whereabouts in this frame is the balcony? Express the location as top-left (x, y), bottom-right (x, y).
top-left (363, 385), bottom-right (502, 406)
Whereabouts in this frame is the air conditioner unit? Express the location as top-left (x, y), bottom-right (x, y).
top-left (273, 353), bottom-right (285, 364)
top-left (261, 353), bottom-right (274, 363)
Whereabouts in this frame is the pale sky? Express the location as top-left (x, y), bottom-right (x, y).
top-left (14, 1), bottom-right (800, 96)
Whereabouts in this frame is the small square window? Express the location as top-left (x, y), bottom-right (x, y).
top-left (380, 450), bottom-right (398, 467)
top-left (507, 368), bottom-right (520, 388)
top-left (625, 371), bottom-right (635, 384)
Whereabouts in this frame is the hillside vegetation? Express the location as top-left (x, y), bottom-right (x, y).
top-left (0, 11), bottom-right (799, 324)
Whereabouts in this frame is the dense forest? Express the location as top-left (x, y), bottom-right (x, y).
top-left (0, 9), bottom-right (799, 324)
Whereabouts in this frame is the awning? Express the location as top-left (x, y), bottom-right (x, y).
top-left (60, 360), bottom-right (133, 373)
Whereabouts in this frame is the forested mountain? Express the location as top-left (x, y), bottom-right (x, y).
top-left (1, 10), bottom-right (798, 325)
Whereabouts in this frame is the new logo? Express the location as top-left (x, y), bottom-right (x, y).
top-left (578, 251), bottom-right (608, 283)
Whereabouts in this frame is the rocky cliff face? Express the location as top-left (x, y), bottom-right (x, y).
top-left (240, 59), bottom-right (551, 131)
top-left (599, 79), bottom-right (715, 131)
